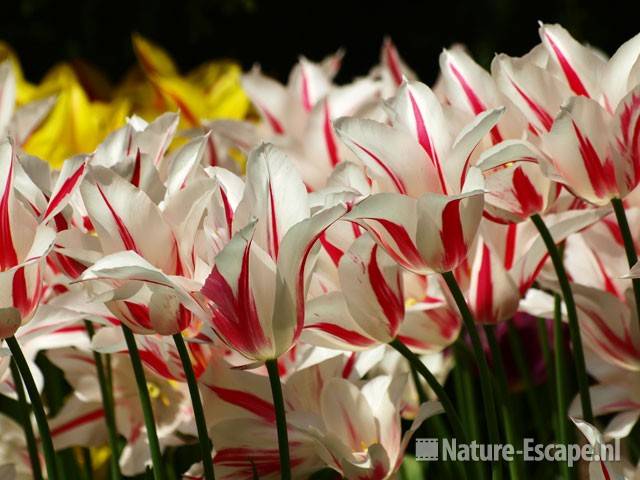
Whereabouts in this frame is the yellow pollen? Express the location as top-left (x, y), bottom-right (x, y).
top-left (405, 297), bottom-right (418, 307)
top-left (147, 382), bottom-right (161, 398)
top-left (147, 382), bottom-right (172, 406)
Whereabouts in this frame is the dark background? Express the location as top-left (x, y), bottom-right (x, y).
top-left (4, 0), bottom-right (637, 85)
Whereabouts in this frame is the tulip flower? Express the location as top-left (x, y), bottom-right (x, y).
top-left (199, 143), bottom-right (345, 478)
top-left (335, 80), bottom-right (502, 274)
top-left (201, 144), bottom-right (346, 361)
top-left (0, 416), bottom-right (30, 479)
top-left (45, 347), bottom-right (188, 477)
top-left (74, 124), bottom-right (231, 479)
top-left (491, 26), bottom-right (640, 374)
top-left (303, 233), bottom-right (460, 350)
top-left (369, 37), bottom-right (417, 97)
top-left (210, 56), bottom-right (380, 189)
top-left (571, 417), bottom-right (633, 479)
top-left (0, 141), bottom-right (69, 338)
top-left (334, 80), bottom-right (502, 462)
top-left (193, 355), bottom-right (442, 479)
top-left (438, 46), bottom-right (528, 145)
top-left (4, 20), bottom-right (640, 480)
top-left (0, 141), bottom-right (87, 480)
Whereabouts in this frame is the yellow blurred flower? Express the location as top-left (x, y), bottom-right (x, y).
top-left (0, 34), bottom-right (249, 168)
top-left (18, 64), bottom-right (129, 168)
top-left (116, 34), bottom-right (249, 128)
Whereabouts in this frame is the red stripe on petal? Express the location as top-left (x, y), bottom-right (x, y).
top-left (12, 266), bottom-right (30, 317)
top-left (300, 66), bottom-right (313, 112)
top-left (50, 409), bottom-right (105, 437)
top-left (368, 244), bottom-right (404, 336)
top-left (96, 184), bottom-right (139, 252)
top-left (448, 62), bottom-right (486, 114)
top-left (396, 334), bottom-right (432, 351)
top-left (509, 79), bottom-right (554, 132)
top-left (543, 32), bottom-right (590, 97)
top-left (219, 187), bottom-right (234, 237)
top-left (256, 102), bottom-right (285, 135)
top-left (237, 241), bottom-right (271, 352)
top-left (43, 162), bottom-right (86, 220)
top-left (384, 40), bottom-right (403, 86)
top-left (579, 306), bottom-right (640, 361)
top-left (593, 252), bottom-right (621, 298)
top-left (319, 232), bottom-right (343, 266)
top-left (571, 121), bottom-right (617, 198)
top-left (124, 301), bottom-right (153, 330)
top-left (616, 92), bottom-right (640, 189)
top-left (504, 223), bottom-right (517, 270)
top-left (440, 199), bottom-right (467, 270)
top-left (130, 150), bottom-right (142, 187)
top-left (342, 352), bottom-right (357, 378)
top-left (352, 142), bottom-right (407, 194)
top-left (511, 166), bottom-right (543, 217)
top-left (475, 244), bottom-right (494, 323)
top-left (305, 322), bottom-right (376, 347)
top-left (206, 135), bottom-right (219, 167)
top-left (208, 386), bottom-right (275, 422)
top-left (448, 61), bottom-right (503, 144)
top-left (407, 89), bottom-right (447, 193)
top-left (323, 101), bottom-right (340, 167)
top-left (138, 349), bottom-right (176, 380)
top-left (267, 182), bottom-right (280, 259)
top-left (53, 251), bottom-right (87, 279)
top-left (293, 233), bottom-right (325, 340)
top-left (602, 217), bottom-right (624, 246)
top-left (0, 157), bottom-right (17, 270)
top-left (518, 253), bottom-right (549, 295)
top-left (359, 218), bottom-right (425, 271)
top-left (600, 461), bottom-right (612, 480)
top-left (202, 241), bottom-right (271, 356)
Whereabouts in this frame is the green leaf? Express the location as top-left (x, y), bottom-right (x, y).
top-left (0, 393), bottom-right (21, 424)
top-left (399, 455), bottom-right (424, 480)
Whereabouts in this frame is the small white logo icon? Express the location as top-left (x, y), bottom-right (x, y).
top-left (416, 438), bottom-right (439, 461)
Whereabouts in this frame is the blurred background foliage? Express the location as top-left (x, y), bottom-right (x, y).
top-left (4, 0), bottom-right (636, 85)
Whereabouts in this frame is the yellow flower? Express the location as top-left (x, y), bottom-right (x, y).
top-left (19, 64), bottom-right (129, 168)
top-left (115, 34), bottom-right (249, 128)
top-left (1, 34), bottom-right (249, 168)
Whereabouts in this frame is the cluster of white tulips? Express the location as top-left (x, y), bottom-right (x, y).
top-left (1, 22), bottom-right (640, 480)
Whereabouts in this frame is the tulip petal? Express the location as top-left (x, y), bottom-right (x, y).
top-left (543, 96), bottom-right (619, 205)
top-left (539, 23), bottom-right (603, 98)
top-left (234, 143), bottom-right (310, 259)
top-left (201, 222), bottom-right (276, 360)
top-left (416, 189), bottom-right (484, 273)
top-left (80, 166), bottom-right (178, 273)
top-left (386, 81), bottom-right (451, 193)
top-left (345, 193), bottom-right (427, 273)
top-left (242, 67), bottom-right (288, 135)
top-left (334, 117), bottom-right (442, 196)
top-left (303, 293), bottom-right (378, 351)
top-left (42, 155), bottom-right (88, 223)
top-left (274, 205), bottom-right (346, 355)
top-left (0, 62), bottom-right (16, 135)
top-left (468, 240), bottom-right (519, 324)
top-left (339, 235), bottom-right (404, 343)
